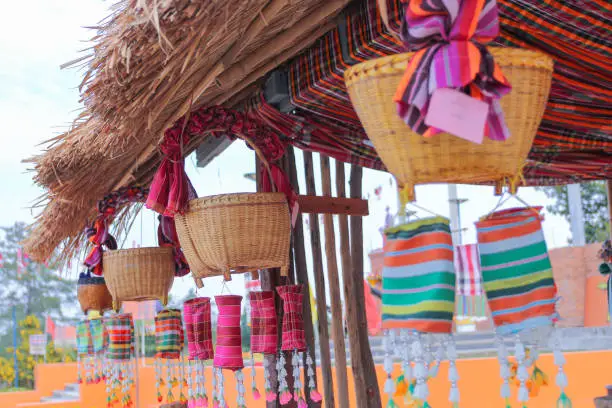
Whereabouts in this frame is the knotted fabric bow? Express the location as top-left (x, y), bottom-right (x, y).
top-left (394, 0), bottom-right (511, 140)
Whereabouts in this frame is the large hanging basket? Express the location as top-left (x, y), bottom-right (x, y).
top-left (344, 48), bottom-right (554, 201)
top-left (175, 192), bottom-right (291, 279)
top-left (77, 274), bottom-right (114, 314)
top-left (103, 247), bottom-right (175, 311)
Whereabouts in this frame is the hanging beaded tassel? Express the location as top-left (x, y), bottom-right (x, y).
top-left (105, 357), bottom-right (112, 408)
top-left (277, 352), bottom-right (291, 405)
top-left (249, 353), bottom-right (260, 400)
top-left (212, 367), bottom-right (218, 408)
top-left (447, 336), bottom-right (460, 408)
top-left (218, 368), bottom-right (226, 408)
top-left (264, 357), bottom-right (277, 402)
top-left (306, 350), bottom-right (322, 403)
top-left (495, 335), bottom-right (511, 408)
top-left (186, 361), bottom-right (194, 408)
top-left (292, 351), bottom-right (307, 408)
top-left (397, 330), bottom-right (412, 402)
top-left (179, 356), bottom-right (188, 405)
top-left (249, 291), bottom-right (278, 402)
top-left (155, 359), bottom-right (163, 403)
top-left (382, 331), bottom-right (397, 408)
top-left (236, 370), bottom-right (247, 408)
top-left (553, 335), bottom-right (572, 407)
top-left (196, 361), bottom-right (208, 407)
top-left (515, 335), bottom-right (529, 408)
top-left (106, 314), bottom-right (135, 408)
top-left (412, 333), bottom-right (429, 404)
top-left (155, 309), bottom-right (184, 404)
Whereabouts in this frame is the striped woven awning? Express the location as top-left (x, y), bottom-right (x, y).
top-left (277, 0), bottom-right (611, 184)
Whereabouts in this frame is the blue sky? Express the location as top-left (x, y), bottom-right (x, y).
top-left (0, 1), bottom-right (572, 303)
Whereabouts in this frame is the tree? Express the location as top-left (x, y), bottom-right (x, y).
top-left (0, 222), bottom-right (76, 355)
top-left (538, 181), bottom-right (610, 244)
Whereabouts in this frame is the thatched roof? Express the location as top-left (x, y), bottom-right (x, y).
top-left (24, 0), bottom-right (350, 262)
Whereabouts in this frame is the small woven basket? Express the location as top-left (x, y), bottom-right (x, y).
top-left (77, 276), bottom-right (114, 314)
top-left (175, 192), bottom-right (291, 280)
top-left (103, 247), bottom-right (175, 311)
top-left (344, 48), bottom-right (554, 201)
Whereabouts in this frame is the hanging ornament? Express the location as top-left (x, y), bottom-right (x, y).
top-left (277, 284), bottom-right (319, 406)
top-left (184, 297), bottom-right (213, 406)
top-left (90, 318), bottom-right (107, 384)
top-left (213, 295), bottom-right (244, 408)
top-left (249, 291), bottom-right (278, 401)
top-left (76, 320), bottom-right (91, 385)
top-left (105, 313), bottom-right (135, 408)
top-left (553, 333), bottom-right (572, 407)
top-left (155, 309), bottom-right (185, 405)
top-left (382, 217), bottom-right (457, 407)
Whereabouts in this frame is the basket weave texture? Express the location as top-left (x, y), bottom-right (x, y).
top-left (175, 192), bottom-right (291, 279)
top-left (103, 247), bottom-right (174, 309)
top-left (77, 282), bottom-right (113, 314)
top-left (344, 48), bottom-right (554, 200)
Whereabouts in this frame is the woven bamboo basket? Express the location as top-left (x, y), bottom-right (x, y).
top-left (103, 247), bottom-right (175, 311)
top-left (175, 192), bottom-right (291, 280)
top-left (77, 275), bottom-right (114, 314)
top-left (344, 48), bottom-right (554, 201)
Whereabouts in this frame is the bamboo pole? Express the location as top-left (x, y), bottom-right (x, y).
top-left (286, 147), bottom-right (319, 405)
top-left (320, 155), bottom-right (350, 408)
top-left (303, 152), bottom-right (335, 408)
top-left (348, 164), bottom-right (382, 407)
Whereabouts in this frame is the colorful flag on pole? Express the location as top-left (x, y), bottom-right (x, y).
top-left (454, 244), bottom-right (483, 296)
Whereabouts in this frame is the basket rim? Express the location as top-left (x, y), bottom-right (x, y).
top-left (184, 192), bottom-right (288, 211)
top-left (103, 246), bottom-right (174, 258)
top-left (344, 47), bottom-right (554, 83)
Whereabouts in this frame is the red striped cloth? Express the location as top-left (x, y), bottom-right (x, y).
top-left (249, 291), bottom-right (278, 355)
top-left (276, 285), bottom-right (307, 352)
top-left (184, 298), bottom-right (214, 360)
top-left (454, 244), bottom-right (483, 296)
top-left (213, 295), bottom-right (244, 371)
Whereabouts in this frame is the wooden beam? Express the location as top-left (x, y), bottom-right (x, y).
top-left (320, 155), bottom-right (350, 408)
top-left (304, 152), bottom-right (335, 408)
top-left (297, 195), bottom-right (369, 216)
top-left (286, 147), bottom-right (319, 405)
top-left (348, 164), bottom-right (382, 408)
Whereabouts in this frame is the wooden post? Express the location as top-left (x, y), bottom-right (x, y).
top-left (349, 164), bottom-right (382, 407)
top-left (607, 180), bottom-right (612, 240)
top-left (320, 155), bottom-right (351, 408)
top-left (304, 152), bottom-right (335, 408)
top-left (286, 147), bottom-right (319, 405)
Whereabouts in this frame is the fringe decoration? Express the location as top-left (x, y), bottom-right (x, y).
top-left (495, 335), bottom-right (511, 408)
top-left (165, 359), bottom-right (174, 403)
top-left (553, 335), bottom-right (572, 407)
top-left (278, 352), bottom-right (291, 405)
top-left (105, 358), bottom-right (112, 407)
top-left (515, 335), bottom-right (529, 406)
top-left (383, 330), bottom-right (397, 407)
top-left (186, 361), bottom-right (194, 408)
top-left (236, 369), bottom-right (247, 408)
top-left (212, 367), bottom-right (218, 408)
top-left (306, 350), bottom-right (322, 403)
top-left (218, 367), bottom-right (226, 408)
top-left (429, 338), bottom-right (445, 379)
top-left (179, 356), bottom-right (187, 404)
top-left (412, 333), bottom-right (429, 402)
top-left (264, 357), bottom-right (277, 402)
top-left (447, 336), bottom-right (460, 407)
top-left (250, 352), bottom-right (260, 400)
top-left (293, 351), bottom-right (307, 408)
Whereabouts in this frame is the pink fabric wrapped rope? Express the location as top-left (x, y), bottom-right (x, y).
top-left (249, 291), bottom-right (278, 355)
top-left (276, 285), bottom-right (307, 352)
top-left (184, 298), bottom-right (214, 360)
top-left (213, 295), bottom-right (244, 371)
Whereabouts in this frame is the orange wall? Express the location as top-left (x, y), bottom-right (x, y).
top-left (80, 351), bottom-right (612, 408)
top-left (585, 274), bottom-right (610, 327)
top-left (0, 363), bottom-right (77, 408)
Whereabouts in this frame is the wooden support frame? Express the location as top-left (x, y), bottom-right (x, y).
top-left (320, 155), bottom-right (351, 408)
top-left (304, 152), bottom-right (336, 408)
top-left (297, 195), bottom-right (368, 216)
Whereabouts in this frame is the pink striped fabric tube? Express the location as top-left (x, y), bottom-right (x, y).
top-left (249, 291), bottom-right (278, 354)
top-left (276, 285), bottom-right (306, 352)
top-left (213, 295), bottom-right (244, 371)
top-left (184, 297), bottom-right (214, 360)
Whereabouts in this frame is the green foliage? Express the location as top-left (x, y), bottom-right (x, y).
top-left (241, 307), bottom-right (251, 351)
top-left (0, 222), bottom-right (77, 355)
top-left (538, 181), bottom-right (610, 244)
top-left (0, 315), bottom-right (75, 390)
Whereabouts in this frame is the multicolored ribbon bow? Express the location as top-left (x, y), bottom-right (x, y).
top-left (394, 0), bottom-right (511, 140)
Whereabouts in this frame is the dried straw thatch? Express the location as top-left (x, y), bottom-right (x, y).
top-left (24, 0), bottom-right (349, 263)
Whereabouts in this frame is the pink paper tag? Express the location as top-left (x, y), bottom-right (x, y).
top-left (424, 88), bottom-right (489, 144)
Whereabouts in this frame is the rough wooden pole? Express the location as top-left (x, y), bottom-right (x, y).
top-left (607, 180), bottom-right (612, 240)
top-left (303, 152), bottom-right (335, 408)
top-left (286, 147), bottom-right (319, 406)
top-left (320, 155), bottom-right (350, 408)
top-left (349, 164), bottom-right (382, 407)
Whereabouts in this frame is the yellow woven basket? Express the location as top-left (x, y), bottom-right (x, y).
top-left (103, 247), bottom-right (175, 311)
top-left (77, 280), bottom-right (114, 315)
top-left (344, 48), bottom-right (554, 201)
top-left (175, 192), bottom-right (291, 280)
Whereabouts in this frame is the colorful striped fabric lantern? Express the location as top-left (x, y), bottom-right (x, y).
top-left (382, 217), bottom-right (456, 333)
top-left (183, 297), bottom-right (213, 407)
top-left (381, 216), bottom-right (456, 406)
top-left (105, 313), bottom-right (135, 408)
top-left (276, 284), bottom-right (321, 406)
top-left (213, 295), bottom-right (245, 407)
top-left (155, 309), bottom-right (185, 405)
top-left (475, 207), bottom-right (557, 334)
top-left (249, 291), bottom-right (278, 401)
